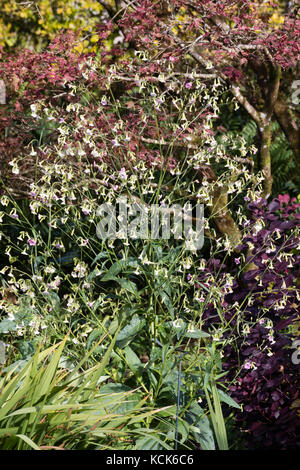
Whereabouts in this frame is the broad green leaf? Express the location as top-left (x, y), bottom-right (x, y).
top-left (135, 433), bottom-right (171, 450)
top-left (176, 418), bottom-right (189, 444)
top-left (116, 315), bottom-right (146, 349)
top-left (185, 400), bottom-right (215, 450)
top-left (0, 319), bottom-right (17, 334)
top-left (114, 277), bottom-right (139, 296)
top-left (124, 346), bottom-right (144, 375)
top-left (91, 251), bottom-right (108, 266)
top-left (185, 329), bottom-right (210, 339)
top-left (101, 261), bottom-right (123, 280)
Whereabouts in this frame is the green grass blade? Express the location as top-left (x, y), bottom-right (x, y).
top-left (15, 434), bottom-right (40, 450)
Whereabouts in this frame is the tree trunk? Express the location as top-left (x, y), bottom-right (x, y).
top-left (209, 188), bottom-right (242, 247)
top-left (202, 166), bottom-right (242, 248)
top-left (259, 121), bottom-right (273, 198)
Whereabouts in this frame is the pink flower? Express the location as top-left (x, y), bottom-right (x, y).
top-left (244, 361), bottom-right (252, 370)
top-left (185, 82), bottom-right (192, 89)
top-left (278, 194), bottom-right (290, 205)
top-left (234, 258), bottom-right (240, 265)
top-left (28, 238), bottom-right (36, 246)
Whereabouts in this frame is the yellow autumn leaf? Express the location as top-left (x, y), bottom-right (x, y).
top-left (269, 13), bottom-right (285, 25)
top-left (90, 35), bottom-right (99, 43)
top-left (74, 42), bottom-right (85, 54)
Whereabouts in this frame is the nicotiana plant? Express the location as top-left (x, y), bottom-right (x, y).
top-left (0, 58), bottom-right (263, 449)
top-left (0, 38), bottom-right (298, 450)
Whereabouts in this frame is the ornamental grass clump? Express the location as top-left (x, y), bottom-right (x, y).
top-left (0, 331), bottom-right (174, 450)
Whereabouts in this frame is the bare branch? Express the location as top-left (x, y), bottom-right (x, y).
top-left (266, 65), bottom-right (281, 117)
top-left (231, 85), bottom-right (263, 124)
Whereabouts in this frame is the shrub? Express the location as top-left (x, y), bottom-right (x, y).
top-left (194, 195), bottom-right (300, 449)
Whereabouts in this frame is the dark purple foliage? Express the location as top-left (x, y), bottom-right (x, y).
top-left (197, 196), bottom-right (300, 449)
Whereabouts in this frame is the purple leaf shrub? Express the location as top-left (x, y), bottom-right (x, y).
top-left (195, 195), bottom-right (300, 449)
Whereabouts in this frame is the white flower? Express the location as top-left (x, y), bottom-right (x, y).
top-left (119, 167), bottom-right (127, 180)
top-left (0, 196), bottom-right (9, 206)
top-left (71, 261), bottom-right (87, 278)
top-left (30, 103), bottom-right (39, 118)
top-left (187, 324), bottom-right (196, 333)
top-left (172, 319), bottom-right (184, 329)
top-left (45, 265), bottom-right (56, 274)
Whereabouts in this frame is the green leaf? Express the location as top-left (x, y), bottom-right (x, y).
top-left (91, 252), bottom-right (108, 266)
top-left (147, 369), bottom-right (158, 389)
top-left (160, 289), bottom-right (174, 319)
top-left (19, 341), bottom-right (35, 360)
top-left (198, 282), bottom-right (210, 293)
top-left (48, 292), bottom-right (60, 311)
top-left (15, 434), bottom-right (40, 450)
top-left (101, 261), bottom-right (123, 281)
top-left (100, 383), bottom-right (132, 394)
top-left (185, 401), bottom-right (215, 450)
top-left (115, 278), bottom-right (139, 296)
top-left (33, 256), bottom-right (43, 273)
top-left (135, 435), bottom-right (171, 450)
top-left (116, 315), bottom-right (146, 349)
top-left (34, 335), bottom-right (68, 402)
top-left (124, 346), bottom-right (144, 375)
top-left (86, 329), bottom-right (104, 350)
top-left (216, 388), bottom-right (241, 410)
top-left (176, 418), bottom-right (189, 444)
top-left (204, 380), bottom-right (228, 450)
top-left (185, 329), bottom-right (210, 339)
top-left (88, 326), bottom-right (121, 392)
top-left (0, 427), bottom-right (18, 436)
top-left (0, 319), bottom-right (17, 334)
